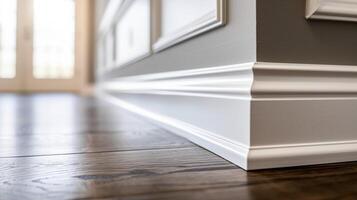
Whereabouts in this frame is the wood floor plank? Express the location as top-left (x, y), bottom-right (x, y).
top-left (0, 128), bottom-right (193, 158)
top-left (0, 94), bottom-right (158, 135)
top-left (2, 145), bottom-right (357, 200)
top-left (0, 94), bottom-right (193, 157)
top-left (0, 147), bottom-right (238, 200)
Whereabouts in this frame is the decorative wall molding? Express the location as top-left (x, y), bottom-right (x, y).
top-left (96, 0), bottom-right (228, 75)
top-left (98, 62), bottom-right (357, 170)
top-left (99, 92), bottom-right (251, 169)
top-left (114, 0), bottom-right (151, 68)
top-left (253, 62), bottom-right (357, 98)
top-left (250, 62), bottom-right (357, 170)
top-left (97, 0), bottom-right (151, 71)
top-left (97, 0), bottom-right (125, 72)
top-left (102, 61), bottom-right (357, 99)
top-left (153, 0), bottom-right (227, 52)
top-left (306, 0), bottom-right (357, 22)
top-left (101, 62), bottom-right (254, 99)
top-left (98, 62), bottom-right (254, 170)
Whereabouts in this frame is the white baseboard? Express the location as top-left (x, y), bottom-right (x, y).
top-left (99, 92), bottom-right (251, 170)
top-left (98, 62), bottom-right (357, 170)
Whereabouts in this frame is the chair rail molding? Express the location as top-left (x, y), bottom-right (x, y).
top-left (98, 62), bottom-right (357, 170)
top-left (153, 0), bottom-right (227, 52)
top-left (306, 0), bottom-right (357, 22)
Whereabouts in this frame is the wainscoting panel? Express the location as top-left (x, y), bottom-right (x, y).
top-left (115, 0), bottom-right (151, 67)
top-left (153, 0), bottom-right (226, 52)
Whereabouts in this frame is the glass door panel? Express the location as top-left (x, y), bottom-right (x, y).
top-left (33, 0), bottom-right (75, 79)
top-left (0, 0), bottom-right (17, 79)
top-left (24, 0), bottom-right (80, 92)
top-left (0, 0), bottom-right (83, 92)
top-left (0, 0), bottom-right (21, 92)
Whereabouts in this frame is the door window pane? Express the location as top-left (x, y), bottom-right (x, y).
top-left (33, 0), bottom-right (75, 79)
top-left (0, 0), bottom-right (17, 79)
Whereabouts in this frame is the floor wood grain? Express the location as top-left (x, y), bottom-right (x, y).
top-left (1, 94), bottom-right (357, 200)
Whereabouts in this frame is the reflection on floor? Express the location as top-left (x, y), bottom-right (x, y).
top-left (1, 94), bottom-right (357, 200)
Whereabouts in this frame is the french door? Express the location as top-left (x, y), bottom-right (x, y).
top-left (0, 0), bottom-right (82, 92)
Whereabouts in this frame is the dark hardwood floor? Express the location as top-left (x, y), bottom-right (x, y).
top-left (1, 94), bottom-right (357, 200)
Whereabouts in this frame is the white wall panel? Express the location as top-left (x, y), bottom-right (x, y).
top-left (115, 0), bottom-right (151, 67)
top-left (161, 0), bottom-right (217, 36)
top-left (153, 0), bottom-right (226, 52)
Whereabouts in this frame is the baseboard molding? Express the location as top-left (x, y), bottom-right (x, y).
top-left (98, 62), bottom-right (357, 170)
top-left (98, 92), bottom-right (250, 170)
top-left (98, 62), bottom-right (253, 170)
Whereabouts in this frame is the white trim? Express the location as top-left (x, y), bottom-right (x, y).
top-left (113, 0), bottom-right (152, 69)
top-left (102, 62), bottom-right (357, 99)
top-left (99, 93), bottom-right (357, 170)
top-left (101, 89), bottom-right (357, 170)
top-left (153, 0), bottom-right (226, 52)
top-left (98, 92), bottom-right (250, 170)
top-left (97, 0), bottom-right (152, 72)
top-left (250, 62), bottom-right (357, 170)
top-left (101, 62), bottom-right (254, 100)
top-left (99, 62), bottom-right (357, 170)
top-left (306, 0), bottom-right (357, 22)
top-left (98, 62), bottom-right (253, 170)
top-left (253, 62), bottom-right (357, 99)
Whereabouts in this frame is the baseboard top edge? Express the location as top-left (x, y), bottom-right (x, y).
top-left (252, 62), bottom-right (357, 99)
top-left (109, 62), bottom-right (255, 82)
top-left (254, 62), bottom-right (357, 73)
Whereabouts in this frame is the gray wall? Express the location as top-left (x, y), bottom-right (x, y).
top-left (257, 0), bottom-right (357, 65)
top-left (98, 0), bottom-right (256, 79)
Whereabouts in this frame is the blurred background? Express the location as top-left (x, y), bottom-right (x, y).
top-left (0, 0), bottom-right (94, 93)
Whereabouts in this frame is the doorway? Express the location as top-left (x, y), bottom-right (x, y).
top-left (0, 0), bottom-right (87, 92)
